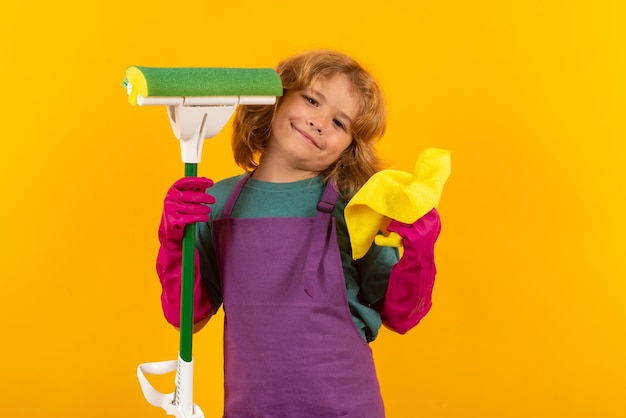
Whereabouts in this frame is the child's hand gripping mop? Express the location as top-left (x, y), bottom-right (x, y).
top-left (123, 66), bottom-right (282, 418)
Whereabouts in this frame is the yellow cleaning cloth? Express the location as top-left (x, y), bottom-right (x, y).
top-left (345, 147), bottom-right (451, 259)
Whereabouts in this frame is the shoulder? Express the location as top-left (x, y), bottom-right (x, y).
top-left (212, 173), bottom-right (246, 195)
top-left (209, 173), bottom-right (247, 218)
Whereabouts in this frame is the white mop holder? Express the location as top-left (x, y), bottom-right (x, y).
top-left (137, 355), bottom-right (204, 418)
top-left (135, 93), bottom-right (276, 163)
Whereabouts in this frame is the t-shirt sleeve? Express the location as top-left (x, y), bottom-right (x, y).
top-left (334, 199), bottom-right (399, 341)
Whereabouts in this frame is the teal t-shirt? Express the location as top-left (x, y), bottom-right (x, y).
top-left (196, 174), bottom-right (399, 342)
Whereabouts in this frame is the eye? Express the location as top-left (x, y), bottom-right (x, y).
top-left (333, 119), bottom-right (346, 130)
top-left (302, 94), bottom-right (319, 106)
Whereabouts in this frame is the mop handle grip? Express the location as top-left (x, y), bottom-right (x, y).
top-left (179, 163), bottom-right (198, 362)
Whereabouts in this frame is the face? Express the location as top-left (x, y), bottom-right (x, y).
top-left (262, 74), bottom-right (360, 180)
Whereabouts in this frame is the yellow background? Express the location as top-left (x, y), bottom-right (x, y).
top-left (1, 0), bottom-right (625, 417)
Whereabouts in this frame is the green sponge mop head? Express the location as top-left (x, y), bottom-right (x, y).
top-left (125, 66), bottom-right (283, 106)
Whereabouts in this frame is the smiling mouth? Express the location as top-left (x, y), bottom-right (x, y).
top-left (293, 124), bottom-right (321, 149)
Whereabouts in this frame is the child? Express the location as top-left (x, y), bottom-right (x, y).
top-left (156, 50), bottom-right (441, 417)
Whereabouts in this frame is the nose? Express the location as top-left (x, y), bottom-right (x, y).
top-left (308, 120), bottom-right (323, 134)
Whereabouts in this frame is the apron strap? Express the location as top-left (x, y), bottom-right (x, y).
top-left (221, 173), bottom-right (253, 218)
top-left (316, 180), bottom-right (340, 214)
top-left (302, 181), bottom-right (340, 297)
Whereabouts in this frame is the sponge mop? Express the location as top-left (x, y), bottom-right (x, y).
top-left (124, 66), bottom-right (282, 163)
top-left (124, 66), bottom-right (282, 418)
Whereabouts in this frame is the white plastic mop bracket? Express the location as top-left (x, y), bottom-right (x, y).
top-left (128, 85), bottom-right (276, 164)
top-left (166, 98), bottom-right (237, 164)
top-left (137, 355), bottom-right (204, 418)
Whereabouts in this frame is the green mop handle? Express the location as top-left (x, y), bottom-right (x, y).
top-left (180, 162), bottom-right (198, 363)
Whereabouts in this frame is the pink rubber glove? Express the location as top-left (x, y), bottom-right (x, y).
top-left (156, 177), bottom-right (215, 327)
top-left (380, 208), bottom-right (441, 334)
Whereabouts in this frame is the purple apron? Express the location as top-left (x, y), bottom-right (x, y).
top-left (213, 175), bottom-right (385, 418)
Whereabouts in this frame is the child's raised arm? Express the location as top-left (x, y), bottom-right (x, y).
top-left (380, 208), bottom-right (441, 334)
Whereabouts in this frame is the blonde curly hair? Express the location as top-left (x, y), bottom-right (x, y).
top-left (231, 50), bottom-right (387, 198)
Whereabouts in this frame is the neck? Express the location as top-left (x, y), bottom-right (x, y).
top-left (252, 157), bottom-right (319, 183)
